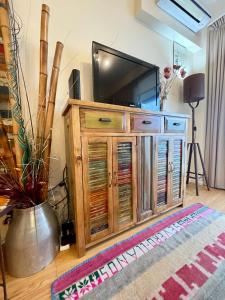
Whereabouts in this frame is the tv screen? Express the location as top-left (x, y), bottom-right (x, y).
top-left (92, 42), bottom-right (160, 111)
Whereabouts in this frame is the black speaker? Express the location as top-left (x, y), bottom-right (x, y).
top-left (68, 69), bottom-right (81, 99)
top-left (183, 73), bottom-right (205, 103)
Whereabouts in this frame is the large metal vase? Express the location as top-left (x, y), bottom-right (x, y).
top-left (5, 202), bottom-right (60, 277)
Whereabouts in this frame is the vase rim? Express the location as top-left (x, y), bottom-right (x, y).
top-left (13, 201), bottom-right (49, 212)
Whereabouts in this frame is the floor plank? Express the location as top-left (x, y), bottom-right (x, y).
top-left (1, 184), bottom-right (225, 300)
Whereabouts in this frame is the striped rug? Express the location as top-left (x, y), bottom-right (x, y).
top-left (51, 203), bottom-right (225, 299)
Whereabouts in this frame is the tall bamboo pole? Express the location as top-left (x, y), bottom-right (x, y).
top-left (0, 118), bottom-right (17, 177)
top-left (36, 4), bottom-right (49, 149)
top-left (42, 41), bottom-right (63, 199)
top-left (0, 0), bottom-right (22, 178)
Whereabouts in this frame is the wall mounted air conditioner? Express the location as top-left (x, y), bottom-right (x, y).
top-left (156, 0), bottom-right (211, 33)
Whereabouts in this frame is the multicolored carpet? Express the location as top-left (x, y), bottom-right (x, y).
top-left (51, 203), bottom-right (225, 299)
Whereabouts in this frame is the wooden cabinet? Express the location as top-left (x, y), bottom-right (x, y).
top-left (63, 100), bottom-right (189, 257)
top-left (82, 136), bottom-right (137, 244)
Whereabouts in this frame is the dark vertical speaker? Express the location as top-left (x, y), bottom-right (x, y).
top-left (68, 69), bottom-right (81, 99)
top-left (183, 73), bottom-right (205, 103)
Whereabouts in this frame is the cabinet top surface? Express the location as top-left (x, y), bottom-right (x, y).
top-left (62, 99), bottom-right (191, 119)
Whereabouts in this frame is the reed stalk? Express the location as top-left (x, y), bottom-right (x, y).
top-left (42, 41), bottom-right (63, 199)
top-left (36, 4), bottom-right (50, 150)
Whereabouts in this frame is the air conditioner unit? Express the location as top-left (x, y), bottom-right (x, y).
top-left (156, 0), bottom-right (211, 33)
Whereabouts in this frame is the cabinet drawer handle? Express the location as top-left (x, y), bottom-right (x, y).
top-left (173, 122), bottom-right (181, 126)
top-left (99, 118), bottom-right (112, 123)
top-left (142, 120), bottom-right (152, 125)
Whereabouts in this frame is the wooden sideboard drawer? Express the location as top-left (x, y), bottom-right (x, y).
top-left (80, 109), bottom-right (125, 132)
top-left (164, 117), bottom-right (186, 133)
top-left (131, 114), bottom-right (161, 133)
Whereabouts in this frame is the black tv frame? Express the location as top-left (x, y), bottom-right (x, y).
top-left (92, 41), bottom-right (160, 109)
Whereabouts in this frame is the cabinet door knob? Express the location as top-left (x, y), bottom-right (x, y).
top-left (99, 118), bottom-right (112, 123)
top-left (173, 122), bottom-right (180, 126)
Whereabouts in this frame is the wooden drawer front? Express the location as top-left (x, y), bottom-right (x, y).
top-left (131, 114), bottom-right (161, 133)
top-left (164, 117), bottom-right (186, 133)
top-left (80, 109), bottom-right (125, 132)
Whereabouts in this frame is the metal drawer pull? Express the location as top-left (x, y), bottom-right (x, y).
top-left (99, 117), bottom-right (112, 123)
top-left (142, 120), bottom-right (152, 124)
top-left (173, 122), bottom-right (181, 126)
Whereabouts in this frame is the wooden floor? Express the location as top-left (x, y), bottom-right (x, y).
top-left (2, 184), bottom-right (225, 300)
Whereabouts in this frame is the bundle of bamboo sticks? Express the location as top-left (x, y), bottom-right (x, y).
top-left (0, 2), bottom-right (64, 202)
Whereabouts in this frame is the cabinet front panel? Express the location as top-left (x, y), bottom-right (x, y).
top-left (80, 109), bottom-right (125, 132)
top-left (164, 117), bottom-right (186, 133)
top-left (157, 139), bottom-right (169, 208)
top-left (113, 138), bottom-right (137, 231)
top-left (131, 114), bottom-right (161, 133)
top-left (137, 136), bottom-right (154, 221)
top-left (172, 139), bottom-right (184, 203)
top-left (82, 137), bottom-right (113, 243)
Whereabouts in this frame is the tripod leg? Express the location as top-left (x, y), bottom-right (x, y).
top-left (197, 143), bottom-right (210, 191)
top-left (193, 143), bottom-right (199, 196)
top-left (186, 143), bottom-right (193, 184)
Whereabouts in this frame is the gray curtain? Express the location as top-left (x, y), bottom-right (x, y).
top-left (205, 16), bottom-right (225, 189)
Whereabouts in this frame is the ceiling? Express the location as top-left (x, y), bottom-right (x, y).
top-left (198, 0), bottom-right (225, 23)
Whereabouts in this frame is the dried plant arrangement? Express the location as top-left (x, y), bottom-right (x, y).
top-left (0, 0), bottom-right (63, 209)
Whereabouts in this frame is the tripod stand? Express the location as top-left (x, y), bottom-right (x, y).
top-left (186, 101), bottom-right (210, 195)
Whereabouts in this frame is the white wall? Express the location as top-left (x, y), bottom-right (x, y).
top-left (14, 0), bottom-right (193, 186)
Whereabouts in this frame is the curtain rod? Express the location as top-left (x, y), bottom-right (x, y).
top-left (207, 13), bottom-right (225, 27)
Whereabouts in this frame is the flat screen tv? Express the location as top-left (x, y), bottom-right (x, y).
top-left (92, 41), bottom-right (160, 111)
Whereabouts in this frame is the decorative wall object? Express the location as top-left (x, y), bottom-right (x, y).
top-left (173, 41), bottom-right (187, 69)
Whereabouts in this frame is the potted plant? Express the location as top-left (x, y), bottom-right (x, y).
top-left (0, 2), bottom-right (63, 277)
